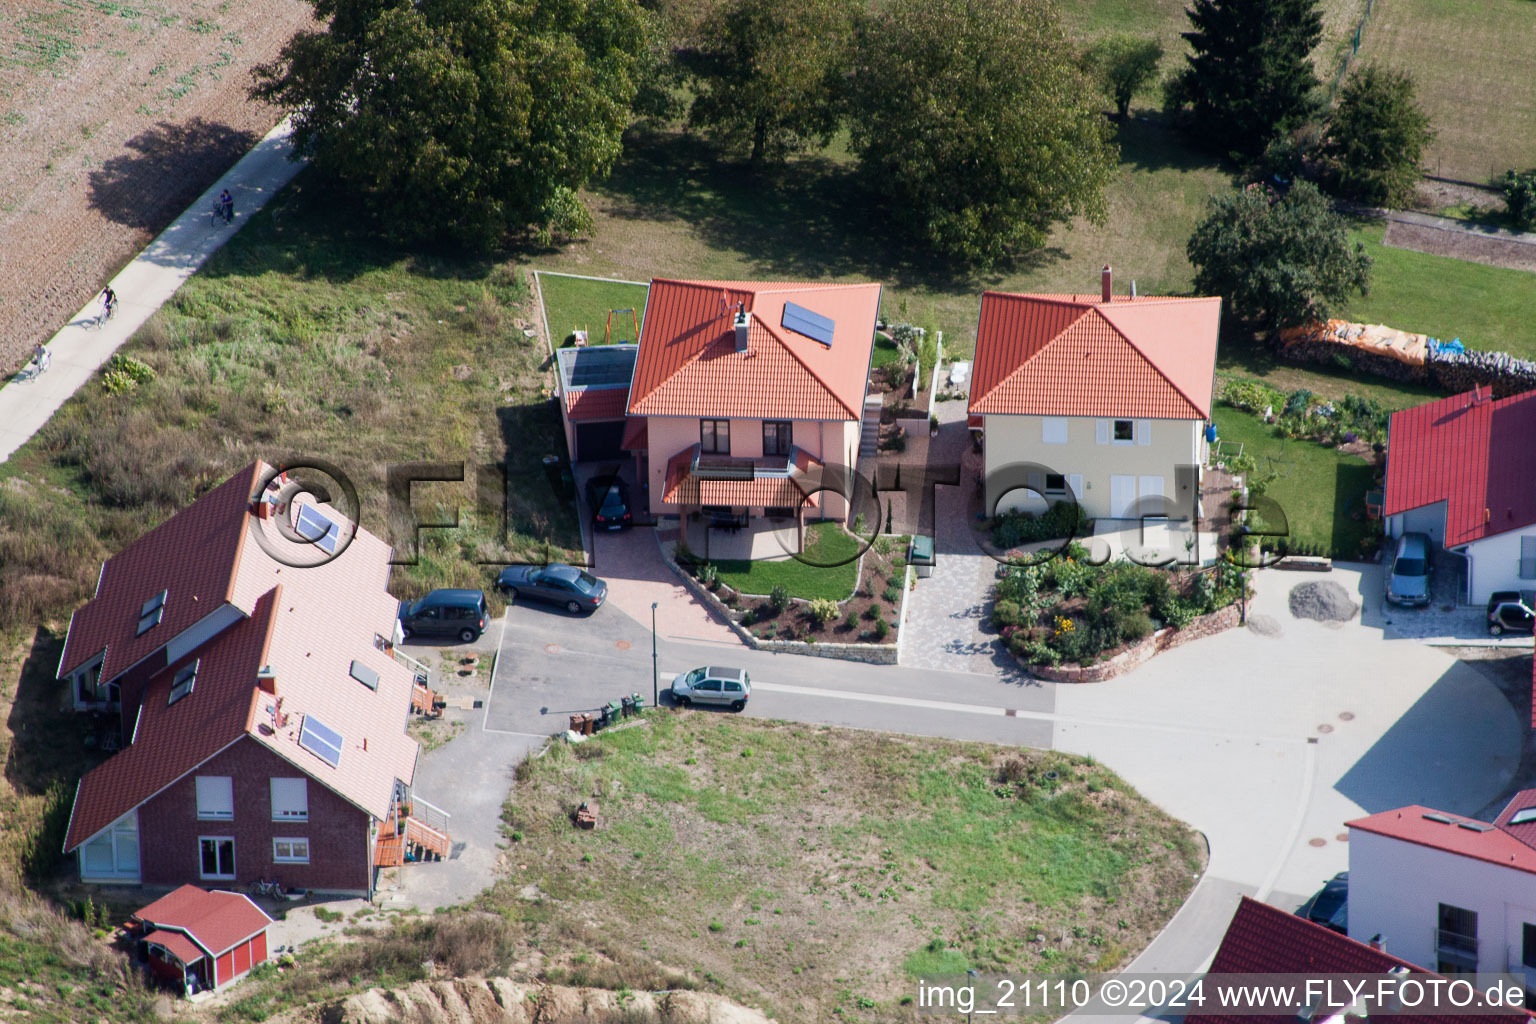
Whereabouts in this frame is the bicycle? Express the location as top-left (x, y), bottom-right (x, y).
top-left (93, 302), bottom-right (116, 330)
top-left (211, 197), bottom-right (233, 227)
top-left (249, 878), bottom-right (282, 899)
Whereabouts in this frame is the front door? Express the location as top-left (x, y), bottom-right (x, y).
top-left (1109, 476), bottom-right (1136, 518)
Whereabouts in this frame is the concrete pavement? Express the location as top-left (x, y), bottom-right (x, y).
top-left (0, 118), bottom-right (304, 464)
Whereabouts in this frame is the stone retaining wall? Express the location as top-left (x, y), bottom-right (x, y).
top-left (1023, 603), bottom-right (1243, 683)
top-left (665, 551), bottom-right (901, 665)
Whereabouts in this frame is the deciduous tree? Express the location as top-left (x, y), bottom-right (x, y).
top-left (848, 0), bottom-right (1117, 267)
top-left (1083, 35), bottom-right (1163, 120)
top-left (1167, 0), bottom-right (1323, 159)
top-left (251, 0), bottom-right (649, 249)
top-left (684, 0), bottom-right (857, 165)
top-left (1187, 180), bottom-right (1371, 329)
top-left (1320, 65), bottom-right (1434, 208)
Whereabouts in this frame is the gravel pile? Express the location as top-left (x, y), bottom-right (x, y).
top-left (1288, 580), bottom-right (1360, 622)
top-left (1246, 614), bottom-right (1282, 637)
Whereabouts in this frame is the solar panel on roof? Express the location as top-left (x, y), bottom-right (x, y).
top-left (299, 715), bottom-right (343, 767)
top-left (782, 302), bottom-right (835, 347)
top-left (295, 504), bottom-right (340, 554)
top-left (562, 346), bottom-right (637, 389)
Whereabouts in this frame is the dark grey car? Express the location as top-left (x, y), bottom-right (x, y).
top-left (496, 564), bottom-right (607, 614)
top-left (398, 589), bottom-right (488, 643)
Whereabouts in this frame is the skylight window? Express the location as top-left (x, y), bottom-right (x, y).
top-left (1422, 812), bottom-right (1454, 824)
top-left (1457, 821), bottom-right (1494, 832)
top-left (781, 301), bottom-right (835, 347)
top-left (299, 714), bottom-right (343, 768)
top-left (1510, 808), bottom-right (1536, 825)
top-left (350, 659), bottom-right (379, 691)
top-left (137, 590), bottom-right (167, 635)
top-left (295, 504), bottom-right (341, 554)
top-left (168, 660), bottom-right (198, 705)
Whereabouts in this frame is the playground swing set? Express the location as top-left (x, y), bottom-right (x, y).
top-left (572, 308), bottom-right (640, 347)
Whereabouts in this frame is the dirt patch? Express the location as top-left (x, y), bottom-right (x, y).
top-left (0, 0), bottom-right (316, 375)
top-left (1382, 220), bottom-right (1536, 274)
top-left (1288, 580), bottom-right (1360, 623)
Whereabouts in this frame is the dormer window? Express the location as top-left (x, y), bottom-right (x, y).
top-left (168, 660), bottom-right (198, 705)
top-left (137, 590), bottom-right (167, 635)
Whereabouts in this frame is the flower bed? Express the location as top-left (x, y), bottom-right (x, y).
top-left (994, 546), bottom-right (1246, 670)
top-left (678, 531), bottom-right (909, 646)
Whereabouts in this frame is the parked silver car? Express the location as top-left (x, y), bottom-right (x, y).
top-left (671, 666), bottom-right (750, 711)
top-left (1386, 532), bottom-right (1432, 607)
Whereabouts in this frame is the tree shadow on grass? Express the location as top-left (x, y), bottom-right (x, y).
top-left (592, 130), bottom-right (1069, 294)
top-left (88, 117), bottom-right (260, 230)
top-left (1113, 114), bottom-right (1228, 177)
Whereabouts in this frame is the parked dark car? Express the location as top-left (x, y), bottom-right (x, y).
top-left (496, 564), bottom-right (607, 614)
top-left (585, 477), bottom-right (632, 531)
top-left (1303, 871), bottom-right (1348, 934)
top-left (1487, 591), bottom-right (1536, 636)
top-left (398, 589), bottom-right (488, 643)
top-left (1385, 532), bottom-right (1432, 607)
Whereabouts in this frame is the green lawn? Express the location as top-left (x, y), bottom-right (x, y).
top-left (535, 271), bottom-right (648, 346)
top-left (713, 521), bottom-right (861, 600)
top-left (1339, 221), bottom-right (1536, 360)
top-left (1211, 403), bottom-right (1378, 559)
top-left (1355, 0), bottom-right (1536, 183)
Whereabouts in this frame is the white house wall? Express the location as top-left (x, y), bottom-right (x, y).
top-left (1387, 501), bottom-right (1449, 545)
top-left (1347, 827), bottom-right (1536, 974)
top-left (981, 414), bottom-right (1202, 522)
top-left (1463, 525), bottom-right (1536, 605)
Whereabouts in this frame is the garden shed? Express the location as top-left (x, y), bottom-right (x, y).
top-left (131, 885), bottom-right (272, 995)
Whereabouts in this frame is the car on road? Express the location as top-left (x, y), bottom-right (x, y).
top-left (671, 666), bottom-right (750, 711)
top-left (1385, 532), bottom-right (1432, 607)
top-left (1303, 871), bottom-right (1348, 934)
top-left (398, 589), bottom-right (488, 643)
top-left (585, 476), bottom-right (632, 531)
top-left (496, 564), bottom-right (608, 614)
top-left (1487, 591), bottom-right (1536, 636)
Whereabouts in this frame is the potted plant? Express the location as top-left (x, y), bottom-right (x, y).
top-left (929, 414), bottom-right (940, 437)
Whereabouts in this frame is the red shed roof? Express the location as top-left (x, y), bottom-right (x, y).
top-left (564, 387), bottom-right (631, 422)
top-left (627, 280), bottom-right (881, 422)
top-left (135, 885), bottom-right (271, 958)
top-left (1190, 897), bottom-right (1530, 1024)
top-left (969, 292), bottom-right (1221, 420)
top-left (1346, 804), bottom-right (1536, 876)
top-left (64, 462), bottom-right (419, 853)
top-left (144, 929), bottom-right (204, 965)
top-left (1383, 387), bottom-right (1536, 547)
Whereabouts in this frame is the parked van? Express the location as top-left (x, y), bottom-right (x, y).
top-left (398, 589), bottom-right (488, 643)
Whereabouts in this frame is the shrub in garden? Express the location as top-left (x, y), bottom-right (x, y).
top-left (873, 616), bottom-right (890, 640)
top-left (843, 609), bottom-right (859, 630)
top-left (1502, 168), bottom-right (1536, 232)
top-left (1221, 379), bottom-right (1284, 414)
top-left (740, 608), bottom-right (756, 627)
top-left (992, 599), bottom-right (1027, 629)
top-left (1118, 611), bottom-right (1155, 642)
top-left (769, 585), bottom-right (789, 612)
top-left (806, 598), bottom-right (838, 627)
top-left (698, 562), bottom-right (720, 588)
top-left (992, 501), bottom-right (1091, 548)
top-left (882, 583), bottom-right (902, 603)
top-left (864, 601), bottom-right (882, 620)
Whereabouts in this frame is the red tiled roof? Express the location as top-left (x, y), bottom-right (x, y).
top-left (968, 292), bottom-right (1221, 420)
top-left (135, 885), bottom-right (271, 957)
top-left (564, 387), bottom-right (630, 422)
top-left (1346, 804), bottom-right (1536, 876)
top-left (1382, 387), bottom-right (1536, 547)
top-left (144, 929), bottom-right (204, 965)
top-left (1189, 896), bottom-right (1529, 1024)
top-left (1494, 787), bottom-right (1536, 851)
top-left (60, 465), bottom-right (261, 678)
top-left (65, 462), bottom-right (420, 853)
top-left (628, 280), bottom-right (881, 421)
top-left (620, 417), bottom-right (648, 451)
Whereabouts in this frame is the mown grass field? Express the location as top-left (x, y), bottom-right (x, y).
top-left (536, 271), bottom-right (649, 347)
top-left (1355, 0), bottom-right (1536, 183)
top-left (491, 714), bottom-right (1202, 1022)
top-left (1211, 404), bottom-right (1377, 558)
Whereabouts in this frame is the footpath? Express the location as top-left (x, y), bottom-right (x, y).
top-left (0, 119), bottom-right (304, 464)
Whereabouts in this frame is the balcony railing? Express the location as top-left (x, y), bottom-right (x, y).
top-left (694, 451), bottom-right (793, 480)
top-left (1436, 928), bottom-right (1478, 964)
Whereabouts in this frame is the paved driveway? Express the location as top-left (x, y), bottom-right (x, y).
top-left (590, 527), bottom-right (741, 646)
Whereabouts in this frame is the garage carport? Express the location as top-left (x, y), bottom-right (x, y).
top-left (556, 345), bottom-right (636, 463)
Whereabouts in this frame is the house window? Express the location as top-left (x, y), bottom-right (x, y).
top-left (1521, 536), bottom-right (1536, 579)
top-left (1112, 419), bottom-right (1135, 443)
top-left (1041, 417), bottom-right (1068, 444)
top-left (1436, 902), bottom-right (1478, 973)
top-left (271, 778), bottom-right (308, 821)
top-left (195, 776), bottom-right (234, 820)
top-left (763, 506), bottom-right (795, 519)
top-left (168, 659), bottom-right (198, 705)
top-left (273, 838), bottom-right (310, 864)
top-left (199, 837), bottom-right (235, 879)
top-left (701, 419), bottom-right (730, 454)
top-left (349, 659), bottom-right (380, 691)
top-left (1044, 474), bottom-right (1067, 494)
top-left (762, 421), bottom-right (792, 456)
top-left (137, 589), bottom-right (167, 635)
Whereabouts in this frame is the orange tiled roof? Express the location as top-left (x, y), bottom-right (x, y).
top-left (564, 387), bottom-right (630, 422)
top-left (64, 462), bottom-right (420, 852)
top-left (969, 292), bottom-right (1221, 420)
top-left (628, 280), bottom-right (881, 422)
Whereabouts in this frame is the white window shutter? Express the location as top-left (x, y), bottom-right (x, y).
top-left (1042, 417), bottom-right (1068, 444)
top-left (271, 778), bottom-right (309, 820)
top-left (196, 776), bottom-right (234, 819)
top-left (1027, 472), bottom-right (1044, 492)
top-left (1068, 474), bottom-right (1084, 500)
top-left (1521, 536), bottom-right (1536, 579)
top-left (1136, 420), bottom-right (1151, 445)
top-left (1095, 420), bottom-right (1109, 445)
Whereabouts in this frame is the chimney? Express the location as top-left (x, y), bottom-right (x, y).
top-left (257, 665), bottom-right (277, 694)
top-left (1101, 265), bottom-right (1112, 302)
top-left (733, 303), bottom-right (750, 352)
top-left (1368, 934), bottom-right (1386, 953)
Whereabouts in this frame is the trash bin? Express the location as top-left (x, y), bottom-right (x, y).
top-left (910, 535), bottom-right (935, 579)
